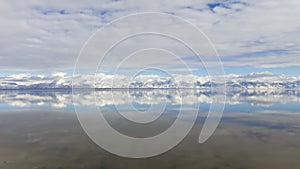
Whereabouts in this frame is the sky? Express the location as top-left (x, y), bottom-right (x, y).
top-left (0, 0), bottom-right (300, 77)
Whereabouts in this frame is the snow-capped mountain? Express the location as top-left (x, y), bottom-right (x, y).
top-left (0, 72), bottom-right (300, 90)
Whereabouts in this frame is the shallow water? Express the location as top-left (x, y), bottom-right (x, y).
top-left (0, 89), bottom-right (300, 169)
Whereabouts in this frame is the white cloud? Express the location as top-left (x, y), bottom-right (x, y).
top-left (0, 0), bottom-right (299, 71)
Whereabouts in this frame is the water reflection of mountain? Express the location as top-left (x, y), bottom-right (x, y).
top-left (0, 89), bottom-right (299, 108)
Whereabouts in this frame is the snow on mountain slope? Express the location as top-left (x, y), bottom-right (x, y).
top-left (0, 72), bottom-right (299, 90)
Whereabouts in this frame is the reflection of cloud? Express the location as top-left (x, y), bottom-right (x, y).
top-left (0, 90), bottom-right (71, 108)
top-left (51, 102), bottom-right (67, 108)
top-left (1, 89), bottom-right (300, 109)
top-left (37, 102), bottom-right (44, 106)
top-left (255, 110), bottom-right (296, 115)
top-left (8, 100), bottom-right (29, 107)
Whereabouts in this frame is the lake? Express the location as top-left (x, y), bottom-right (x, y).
top-left (0, 89), bottom-right (300, 169)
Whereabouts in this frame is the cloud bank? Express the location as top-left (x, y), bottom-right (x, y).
top-left (0, 0), bottom-right (299, 71)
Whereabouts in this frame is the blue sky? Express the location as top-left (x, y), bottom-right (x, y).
top-left (0, 0), bottom-right (299, 77)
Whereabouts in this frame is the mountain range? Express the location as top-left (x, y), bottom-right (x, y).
top-left (1, 72), bottom-right (300, 91)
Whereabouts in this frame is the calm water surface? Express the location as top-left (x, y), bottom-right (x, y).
top-left (0, 89), bottom-right (300, 169)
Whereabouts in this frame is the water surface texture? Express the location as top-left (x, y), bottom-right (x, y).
top-left (0, 89), bottom-right (300, 169)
